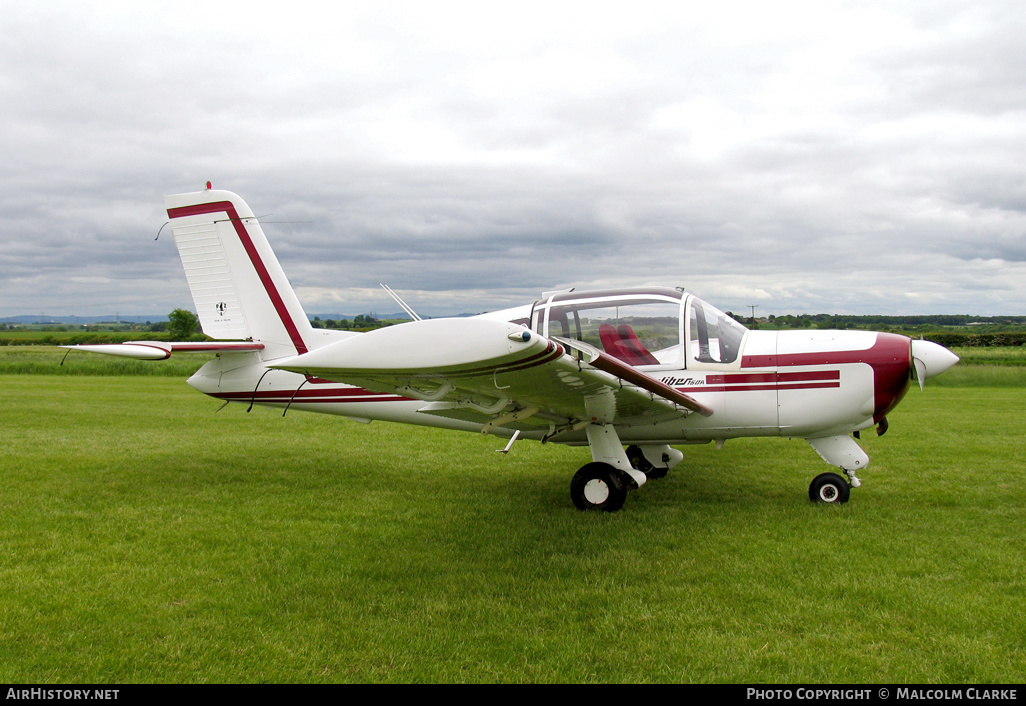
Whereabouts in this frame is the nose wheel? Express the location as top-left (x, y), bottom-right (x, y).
top-left (808, 472), bottom-right (851, 504)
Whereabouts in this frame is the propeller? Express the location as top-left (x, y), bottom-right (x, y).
top-left (910, 339), bottom-right (960, 391)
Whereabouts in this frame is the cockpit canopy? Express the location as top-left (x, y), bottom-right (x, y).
top-left (531, 287), bottom-right (748, 369)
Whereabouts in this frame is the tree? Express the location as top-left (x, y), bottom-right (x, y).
top-left (167, 308), bottom-right (199, 339)
top-left (352, 314), bottom-right (379, 329)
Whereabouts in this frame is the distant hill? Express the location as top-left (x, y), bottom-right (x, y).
top-left (0, 314), bottom-right (169, 325)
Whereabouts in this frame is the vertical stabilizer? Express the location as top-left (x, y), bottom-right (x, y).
top-left (163, 188), bottom-right (315, 359)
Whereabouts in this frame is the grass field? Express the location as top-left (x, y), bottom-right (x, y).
top-left (0, 345), bottom-right (209, 377)
top-left (0, 353), bottom-right (1024, 683)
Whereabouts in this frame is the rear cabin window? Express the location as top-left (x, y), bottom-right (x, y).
top-left (545, 297), bottom-right (683, 367)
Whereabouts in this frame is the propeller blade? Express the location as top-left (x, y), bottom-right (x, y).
top-left (914, 357), bottom-right (927, 391)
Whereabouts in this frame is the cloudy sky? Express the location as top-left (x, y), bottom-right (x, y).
top-left (2, 0), bottom-right (1024, 319)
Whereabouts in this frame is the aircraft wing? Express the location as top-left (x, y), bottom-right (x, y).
top-left (61, 341), bottom-right (264, 360)
top-left (269, 318), bottom-right (711, 435)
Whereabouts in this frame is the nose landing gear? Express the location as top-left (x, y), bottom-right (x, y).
top-left (808, 472), bottom-right (851, 504)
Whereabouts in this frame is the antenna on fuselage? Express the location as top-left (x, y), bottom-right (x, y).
top-left (380, 284), bottom-right (423, 321)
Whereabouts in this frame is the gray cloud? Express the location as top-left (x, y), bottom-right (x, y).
top-left (1, 1), bottom-right (1024, 320)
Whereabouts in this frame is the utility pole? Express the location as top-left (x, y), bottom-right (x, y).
top-left (747, 304), bottom-right (759, 321)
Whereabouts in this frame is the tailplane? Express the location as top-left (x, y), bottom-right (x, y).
top-left (163, 187), bottom-right (316, 359)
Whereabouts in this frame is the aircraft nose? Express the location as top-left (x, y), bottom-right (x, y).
top-left (911, 339), bottom-right (959, 389)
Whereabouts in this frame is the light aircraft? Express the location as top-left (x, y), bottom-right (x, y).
top-left (65, 186), bottom-right (959, 511)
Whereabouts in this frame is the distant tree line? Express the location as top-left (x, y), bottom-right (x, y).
top-left (310, 314), bottom-right (382, 330)
top-left (745, 313), bottom-right (1026, 329)
top-left (921, 332), bottom-right (1026, 348)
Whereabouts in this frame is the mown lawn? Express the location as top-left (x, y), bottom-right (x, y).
top-left (0, 368), bottom-right (1023, 683)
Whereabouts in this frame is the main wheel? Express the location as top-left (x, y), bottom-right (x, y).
top-left (571, 462), bottom-right (627, 512)
top-left (626, 444), bottom-right (667, 479)
top-left (645, 465), bottom-right (669, 480)
top-left (809, 472), bottom-right (851, 504)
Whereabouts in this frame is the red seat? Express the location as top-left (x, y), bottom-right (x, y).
top-left (598, 323), bottom-right (658, 366)
top-left (618, 324), bottom-right (659, 365)
top-left (599, 324), bottom-right (621, 356)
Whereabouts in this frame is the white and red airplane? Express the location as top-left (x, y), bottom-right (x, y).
top-left (66, 186), bottom-right (959, 511)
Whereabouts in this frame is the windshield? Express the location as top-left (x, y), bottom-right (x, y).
top-left (687, 297), bottom-right (747, 365)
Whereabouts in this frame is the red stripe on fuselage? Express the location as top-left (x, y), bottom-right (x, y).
top-left (677, 382), bottom-right (840, 394)
top-left (704, 370), bottom-right (840, 385)
top-left (741, 337), bottom-right (908, 369)
top-left (665, 369), bottom-right (840, 393)
top-left (166, 201), bottom-right (309, 355)
top-left (738, 333), bottom-right (912, 422)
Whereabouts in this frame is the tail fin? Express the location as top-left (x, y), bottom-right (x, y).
top-left (163, 188), bottom-right (315, 359)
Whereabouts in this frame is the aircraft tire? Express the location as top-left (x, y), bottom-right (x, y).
top-left (626, 444), bottom-right (667, 479)
top-left (808, 472), bottom-right (851, 504)
top-left (571, 462), bottom-right (627, 512)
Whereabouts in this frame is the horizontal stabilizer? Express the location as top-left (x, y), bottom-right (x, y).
top-left (62, 341), bottom-right (264, 360)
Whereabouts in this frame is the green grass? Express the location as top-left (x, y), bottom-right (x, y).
top-left (931, 347), bottom-right (1026, 387)
top-left (0, 330), bottom-right (173, 344)
top-left (0, 345), bottom-right (208, 377)
top-left (949, 346), bottom-right (1026, 367)
top-left (0, 355), bottom-right (1024, 683)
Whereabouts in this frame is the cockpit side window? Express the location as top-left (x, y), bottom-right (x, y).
top-left (687, 298), bottom-right (747, 365)
top-left (545, 308), bottom-right (578, 339)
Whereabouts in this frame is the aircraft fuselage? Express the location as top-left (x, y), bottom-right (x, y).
top-left (186, 318), bottom-right (916, 447)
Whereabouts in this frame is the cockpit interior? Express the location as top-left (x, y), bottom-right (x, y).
top-left (525, 287), bottom-right (748, 370)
